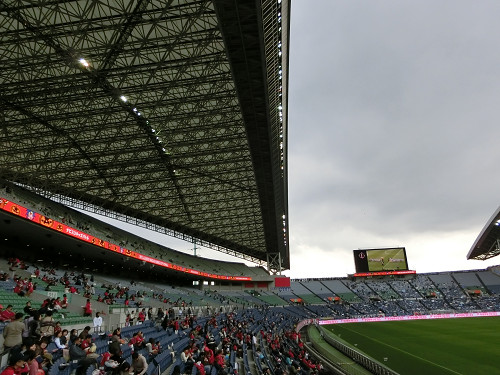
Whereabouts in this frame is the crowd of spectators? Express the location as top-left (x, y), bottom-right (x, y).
top-left (0, 275), bottom-right (327, 375)
top-left (1, 252), bottom-right (500, 375)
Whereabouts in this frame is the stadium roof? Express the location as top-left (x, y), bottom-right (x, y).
top-left (467, 206), bottom-right (500, 260)
top-left (0, 0), bottom-right (290, 271)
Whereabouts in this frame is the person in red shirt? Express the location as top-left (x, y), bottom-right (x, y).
top-left (128, 334), bottom-right (137, 346)
top-left (61, 294), bottom-right (68, 309)
top-left (138, 309), bottom-right (146, 324)
top-left (0, 305), bottom-right (16, 322)
top-left (83, 299), bottom-right (92, 317)
top-left (203, 346), bottom-right (214, 365)
top-left (13, 280), bottom-right (23, 295)
top-left (214, 349), bottom-right (226, 374)
top-left (53, 297), bottom-right (61, 310)
top-left (133, 332), bottom-right (145, 350)
top-left (193, 361), bottom-right (205, 375)
top-left (25, 279), bottom-right (34, 297)
top-left (0, 351), bottom-right (29, 375)
top-left (81, 334), bottom-right (98, 359)
top-left (302, 356), bottom-right (316, 370)
top-left (100, 351), bottom-right (120, 372)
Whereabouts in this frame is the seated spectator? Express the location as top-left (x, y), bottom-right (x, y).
top-left (78, 326), bottom-right (91, 340)
top-left (69, 329), bottom-right (78, 346)
top-left (60, 295), bottom-right (68, 309)
top-left (53, 297), bottom-right (62, 310)
top-left (194, 361), bottom-right (206, 375)
top-left (54, 329), bottom-right (68, 351)
top-left (80, 334), bottom-right (98, 359)
top-left (0, 351), bottom-right (29, 375)
top-left (129, 352), bottom-right (148, 375)
top-left (23, 302), bottom-right (36, 317)
top-left (0, 305), bottom-right (16, 322)
top-left (214, 349), bottom-right (227, 375)
top-left (181, 347), bottom-right (194, 373)
top-left (111, 328), bottom-right (127, 344)
top-left (25, 349), bottom-right (43, 375)
top-left (146, 338), bottom-right (159, 357)
top-left (117, 362), bottom-right (131, 375)
top-left (135, 331), bottom-right (145, 349)
top-left (99, 351), bottom-right (120, 373)
top-left (69, 336), bottom-right (97, 375)
top-left (36, 337), bottom-right (53, 370)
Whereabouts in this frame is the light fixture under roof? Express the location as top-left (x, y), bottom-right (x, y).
top-left (78, 58), bottom-right (89, 67)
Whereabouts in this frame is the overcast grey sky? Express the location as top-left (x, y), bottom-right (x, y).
top-left (285, 0), bottom-right (500, 277)
top-left (98, 1), bottom-right (500, 279)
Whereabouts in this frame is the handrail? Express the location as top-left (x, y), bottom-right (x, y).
top-left (296, 319), bottom-right (398, 375)
top-left (317, 325), bottom-right (399, 375)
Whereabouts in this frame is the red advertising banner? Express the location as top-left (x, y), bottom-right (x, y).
top-left (0, 197), bottom-right (251, 281)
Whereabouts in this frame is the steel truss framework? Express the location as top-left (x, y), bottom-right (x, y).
top-left (0, 0), bottom-right (290, 270)
top-left (468, 206), bottom-right (500, 261)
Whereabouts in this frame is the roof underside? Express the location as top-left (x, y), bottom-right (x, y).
top-left (467, 206), bottom-right (500, 260)
top-left (0, 0), bottom-right (289, 269)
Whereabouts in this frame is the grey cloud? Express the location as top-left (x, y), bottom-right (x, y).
top-left (288, 0), bottom-right (500, 268)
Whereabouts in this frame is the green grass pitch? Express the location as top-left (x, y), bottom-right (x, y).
top-left (324, 317), bottom-right (500, 375)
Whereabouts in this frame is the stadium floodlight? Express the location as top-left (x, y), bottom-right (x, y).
top-left (120, 95), bottom-right (127, 102)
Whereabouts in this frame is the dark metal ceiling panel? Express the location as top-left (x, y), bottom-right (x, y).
top-left (0, 0), bottom-right (289, 269)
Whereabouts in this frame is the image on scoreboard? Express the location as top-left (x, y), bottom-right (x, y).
top-left (353, 247), bottom-right (409, 273)
top-left (366, 248), bottom-right (408, 272)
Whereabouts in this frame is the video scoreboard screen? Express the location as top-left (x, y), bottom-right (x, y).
top-left (353, 247), bottom-right (409, 273)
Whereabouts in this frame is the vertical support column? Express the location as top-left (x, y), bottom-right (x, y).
top-left (266, 252), bottom-right (282, 275)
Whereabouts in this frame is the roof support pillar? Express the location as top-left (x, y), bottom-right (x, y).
top-left (266, 252), bottom-right (282, 275)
